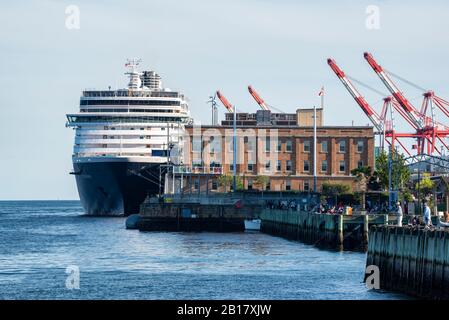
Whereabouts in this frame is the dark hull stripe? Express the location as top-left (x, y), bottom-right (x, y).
top-left (73, 161), bottom-right (163, 216)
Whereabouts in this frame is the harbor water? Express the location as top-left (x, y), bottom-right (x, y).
top-left (0, 201), bottom-right (408, 300)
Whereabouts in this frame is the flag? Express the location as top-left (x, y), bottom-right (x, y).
top-left (318, 86), bottom-right (325, 97)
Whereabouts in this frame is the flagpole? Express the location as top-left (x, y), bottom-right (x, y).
top-left (320, 86), bottom-right (324, 109)
top-left (313, 105), bottom-right (317, 193)
top-left (233, 104), bottom-right (237, 193)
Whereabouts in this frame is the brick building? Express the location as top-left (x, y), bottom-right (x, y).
top-left (176, 109), bottom-right (374, 194)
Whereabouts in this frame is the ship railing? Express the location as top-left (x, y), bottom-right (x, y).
top-left (82, 90), bottom-right (180, 98)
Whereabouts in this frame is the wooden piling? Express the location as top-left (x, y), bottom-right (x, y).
top-left (366, 225), bottom-right (449, 299)
top-left (363, 214), bottom-right (369, 248)
top-left (260, 209), bottom-right (390, 251)
top-left (337, 214), bottom-right (344, 249)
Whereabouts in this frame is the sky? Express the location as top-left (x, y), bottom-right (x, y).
top-left (0, 0), bottom-right (449, 200)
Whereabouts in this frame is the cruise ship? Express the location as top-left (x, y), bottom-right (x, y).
top-left (66, 59), bottom-right (191, 215)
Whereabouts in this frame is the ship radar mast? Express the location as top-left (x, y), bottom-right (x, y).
top-left (125, 58), bottom-right (143, 90)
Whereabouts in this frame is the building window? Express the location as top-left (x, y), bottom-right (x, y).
top-left (304, 181), bottom-right (310, 192)
top-left (266, 182), bottom-right (271, 191)
top-left (321, 160), bottom-right (328, 172)
top-left (358, 160), bottom-right (364, 168)
top-left (230, 164), bottom-right (234, 171)
top-left (286, 140), bottom-right (292, 152)
top-left (248, 179), bottom-right (253, 190)
top-left (228, 138), bottom-right (234, 152)
top-left (210, 162), bottom-right (220, 170)
top-left (194, 180), bottom-right (199, 190)
top-left (209, 137), bottom-right (216, 154)
top-left (339, 161), bottom-right (346, 172)
top-left (321, 141), bottom-right (328, 153)
top-left (212, 180), bottom-right (218, 190)
top-left (357, 140), bottom-right (364, 153)
top-left (265, 160), bottom-right (271, 172)
top-left (247, 163), bottom-right (254, 171)
top-left (303, 160), bottom-right (310, 172)
top-left (339, 140), bottom-right (346, 153)
top-left (246, 137), bottom-right (254, 151)
top-left (276, 140), bottom-right (282, 152)
top-left (286, 180), bottom-right (291, 191)
top-left (304, 140), bottom-right (310, 152)
top-left (276, 160), bottom-right (282, 171)
top-left (192, 159), bottom-right (202, 167)
top-left (192, 137), bottom-right (202, 153)
top-left (286, 160), bottom-right (292, 171)
top-left (265, 137), bottom-right (270, 152)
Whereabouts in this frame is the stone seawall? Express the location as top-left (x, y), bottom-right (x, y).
top-left (138, 200), bottom-right (261, 232)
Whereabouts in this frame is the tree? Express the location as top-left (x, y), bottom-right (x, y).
top-left (322, 182), bottom-right (351, 205)
top-left (415, 173), bottom-right (434, 200)
top-left (254, 175), bottom-right (269, 191)
top-left (351, 166), bottom-right (372, 178)
top-left (217, 174), bottom-right (243, 192)
top-left (374, 150), bottom-right (410, 192)
top-left (367, 170), bottom-right (382, 191)
top-left (351, 166), bottom-right (372, 210)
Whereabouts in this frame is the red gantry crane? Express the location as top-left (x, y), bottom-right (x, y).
top-left (328, 53), bottom-right (449, 156)
top-left (363, 52), bottom-right (423, 130)
top-left (327, 58), bottom-right (383, 132)
top-left (247, 85), bottom-right (270, 111)
top-left (327, 58), bottom-right (414, 155)
top-left (363, 52), bottom-right (449, 155)
top-left (216, 90), bottom-right (234, 113)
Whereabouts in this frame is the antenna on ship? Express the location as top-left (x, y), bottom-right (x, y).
top-left (125, 58), bottom-right (143, 90)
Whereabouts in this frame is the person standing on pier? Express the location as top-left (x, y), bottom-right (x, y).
top-left (423, 201), bottom-right (432, 227)
top-left (396, 201), bottom-right (403, 227)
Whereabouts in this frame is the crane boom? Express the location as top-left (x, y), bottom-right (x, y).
top-left (327, 58), bottom-right (383, 132)
top-left (216, 90), bottom-right (234, 113)
top-left (363, 52), bottom-right (422, 129)
top-left (248, 85), bottom-right (269, 110)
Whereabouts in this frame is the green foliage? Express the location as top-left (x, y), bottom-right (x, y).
top-left (217, 174), bottom-right (233, 187)
top-left (254, 175), bottom-right (269, 190)
top-left (322, 182), bottom-right (352, 205)
top-left (401, 190), bottom-right (414, 203)
top-left (236, 177), bottom-right (244, 191)
top-left (217, 174), bottom-right (243, 191)
top-left (375, 150), bottom-right (411, 191)
top-left (351, 166), bottom-right (372, 193)
top-left (415, 173), bottom-right (434, 196)
top-left (351, 166), bottom-right (372, 178)
top-left (322, 182), bottom-right (351, 196)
